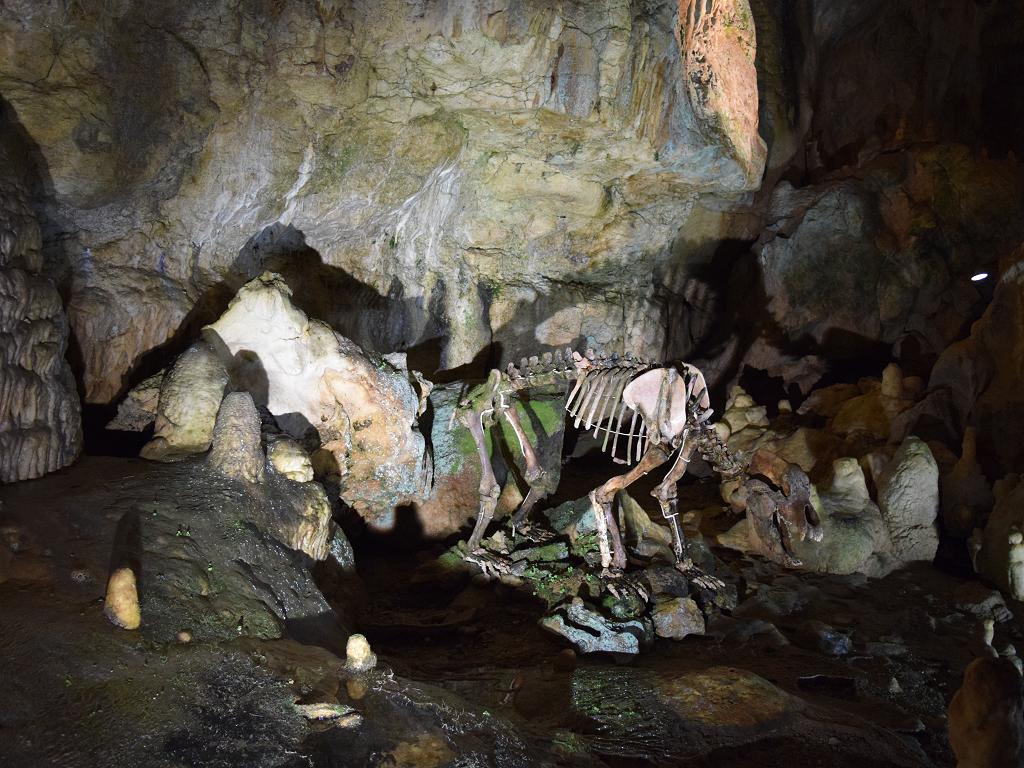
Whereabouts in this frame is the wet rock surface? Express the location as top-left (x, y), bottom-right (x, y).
top-left (2, 454), bottom-right (1022, 766)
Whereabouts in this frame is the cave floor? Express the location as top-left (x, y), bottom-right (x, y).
top-left (1, 456), bottom-right (1017, 767)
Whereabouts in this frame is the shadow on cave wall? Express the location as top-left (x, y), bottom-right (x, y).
top-left (667, 237), bottom-right (895, 413)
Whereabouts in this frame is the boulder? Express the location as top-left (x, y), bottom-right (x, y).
top-left (202, 273), bottom-right (428, 529)
top-left (207, 392), bottom-right (265, 483)
top-left (140, 342), bottom-right (228, 461)
top-left (541, 598), bottom-right (653, 655)
top-left (651, 597), bottom-right (705, 640)
top-left (618, 491), bottom-right (675, 562)
top-left (106, 372), bottom-right (162, 432)
top-left (948, 656), bottom-right (1024, 768)
top-left (257, 479), bottom-right (334, 561)
top-left (268, 437), bottom-right (314, 483)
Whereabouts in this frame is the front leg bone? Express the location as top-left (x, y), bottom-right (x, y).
top-left (589, 445), bottom-right (670, 570)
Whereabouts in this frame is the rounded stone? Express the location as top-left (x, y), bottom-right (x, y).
top-left (103, 567), bottom-right (140, 630)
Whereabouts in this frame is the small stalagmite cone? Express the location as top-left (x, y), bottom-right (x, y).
top-left (345, 633), bottom-right (377, 672)
top-left (104, 566), bottom-right (140, 630)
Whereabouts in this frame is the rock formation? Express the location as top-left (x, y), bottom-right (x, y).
top-left (931, 250), bottom-right (1024, 478)
top-left (875, 437), bottom-right (940, 565)
top-left (268, 437), bottom-right (315, 483)
top-left (975, 477), bottom-right (1024, 602)
top-left (948, 655), bottom-right (1024, 768)
top-left (0, 136), bottom-right (81, 482)
top-left (103, 566), bottom-right (141, 630)
top-left (140, 342), bottom-right (229, 461)
top-left (207, 392), bottom-right (265, 484)
top-left (0, 0), bottom-right (770, 401)
top-left (203, 272), bottom-right (427, 527)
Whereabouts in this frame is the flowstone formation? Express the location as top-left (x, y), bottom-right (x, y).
top-left (0, 135), bottom-right (81, 482)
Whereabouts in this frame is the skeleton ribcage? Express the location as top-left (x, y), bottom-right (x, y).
top-left (565, 365), bottom-right (650, 465)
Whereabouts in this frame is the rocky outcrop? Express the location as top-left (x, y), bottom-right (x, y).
top-left (268, 437), bottom-right (315, 483)
top-left (106, 371), bottom-right (162, 432)
top-left (975, 476), bottom-right (1024, 602)
top-left (931, 250), bottom-right (1024, 478)
top-left (140, 341), bottom-right (228, 461)
top-left (948, 655), bottom-right (1024, 768)
top-left (203, 273), bottom-right (427, 527)
top-left (941, 428), bottom-right (993, 538)
top-left (0, 140), bottom-right (80, 482)
top-left (67, 265), bottom-right (192, 404)
top-left (875, 437), bottom-right (939, 565)
top-left (752, 148), bottom-right (1024, 365)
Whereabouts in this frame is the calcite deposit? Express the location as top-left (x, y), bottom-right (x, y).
top-left (0, 138), bottom-right (80, 482)
top-left (204, 273), bottom-right (428, 526)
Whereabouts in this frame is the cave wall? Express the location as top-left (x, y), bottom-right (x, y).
top-left (0, 0), bottom-right (1021, 485)
top-left (0, 0), bottom-right (766, 404)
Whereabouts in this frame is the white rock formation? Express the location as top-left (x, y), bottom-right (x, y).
top-left (203, 273), bottom-right (428, 527)
top-left (875, 437), bottom-right (940, 565)
top-left (0, 148), bottom-right (81, 482)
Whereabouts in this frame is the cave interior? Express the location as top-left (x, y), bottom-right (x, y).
top-left (1, 1), bottom-right (1024, 766)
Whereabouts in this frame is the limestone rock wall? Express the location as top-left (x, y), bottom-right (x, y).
top-left (931, 249), bottom-right (1024, 478)
top-left (0, 0), bottom-right (765, 402)
top-left (0, 143), bottom-right (81, 482)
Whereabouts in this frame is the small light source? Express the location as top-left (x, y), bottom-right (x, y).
top-left (971, 272), bottom-right (989, 282)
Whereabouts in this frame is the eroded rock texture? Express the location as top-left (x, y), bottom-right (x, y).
top-left (204, 273), bottom-right (427, 527)
top-left (140, 341), bottom-right (229, 461)
top-left (0, 0), bottom-right (767, 402)
top-left (0, 137), bottom-right (80, 482)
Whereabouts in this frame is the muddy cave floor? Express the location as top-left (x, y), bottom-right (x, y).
top-left (0, 455), bottom-right (1015, 768)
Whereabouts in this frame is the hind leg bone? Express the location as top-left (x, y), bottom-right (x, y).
top-left (500, 404), bottom-right (553, 534)
top-left (466, 410), bottom-right (501, 551)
